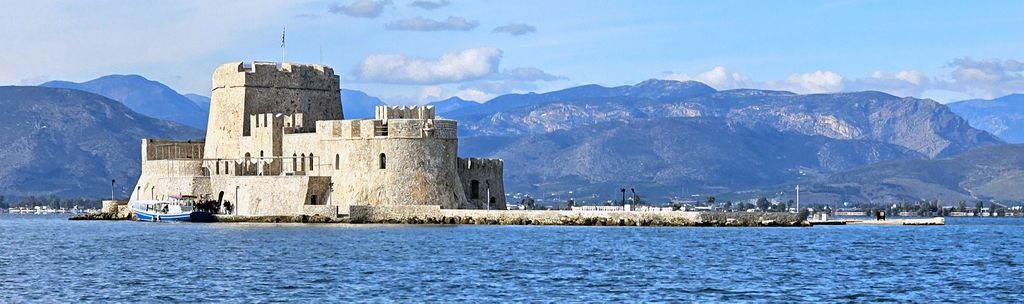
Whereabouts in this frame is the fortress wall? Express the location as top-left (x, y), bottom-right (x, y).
top-left (457, 158), bottom-right (507, 209)
top-left (205, 61), bottom-right (341, 160)
top-left (209, 175), bottom-right (331, 216)
top-left (142, 139), bottom-right (204, 161)
top-left (281, 133), bottom-right (322, 175)
top-left (322, 136), bottom-right (466, 214)
top-left (129, 159), bottom-right (210, 202)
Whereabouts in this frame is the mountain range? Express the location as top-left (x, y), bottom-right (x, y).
top-left (450, 79), bottom-right (1009, 203)
top-left (41, 75), bottom-right (209, 130)
top-left (0, 86), bottom-right (202, 198)
top-left (948, 94), bottom-right (1024, 144)
top-left (7, 74), bottom-right (1024, 204)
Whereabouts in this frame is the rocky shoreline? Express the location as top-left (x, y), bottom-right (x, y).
top-left (70, 206), bottom-right (809, 227)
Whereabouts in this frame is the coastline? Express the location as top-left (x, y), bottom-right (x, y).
top-left (69, 204), bottom-right (810, 227)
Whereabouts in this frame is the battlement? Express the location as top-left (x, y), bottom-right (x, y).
top-left (212, 61), bottom-right (339, 91)
top-left (375, 105), bottom-right (435, 121)
top-left (142, 139), bottom-right (205, 161)
top-left (458, 157), bottom-right (504, 170)
top-left (249, 113), bottom-right (305, 133)
top-left (319, 118), bottom-right (457, 139)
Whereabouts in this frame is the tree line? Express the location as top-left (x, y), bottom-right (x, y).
top-left (0, 195), bottom-right (103, 210)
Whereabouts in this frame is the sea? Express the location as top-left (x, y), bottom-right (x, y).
top-left (2, 214), bottom-right (1023, 303)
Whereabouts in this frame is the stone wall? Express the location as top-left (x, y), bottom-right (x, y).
top-left (457, 158), bottom-right (506, 209)
top-left (348, 206), bottom-right (809, 227)
top-left (129, 159), bottom-right (210, 201)
top-left (205, 61), bottom-right (341, 160)
top-left (349, 205), bottom-right (443, 223)
top-left (143, 139), bottom-right (204, 161)
top-left (209, 175), bottom-right (331, 216)
top-left (376, 106), bottom-right (435, 121)
top-left (320, 136), bottom-right (466, 213)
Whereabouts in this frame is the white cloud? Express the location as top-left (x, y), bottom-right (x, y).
top-left (409, 0), bottom-right (450, 10)
top-left (0, 1), bottom-right (299, 94)
top-left (355, 47), bottom-right (502, 84)
top-left (417, 85), bottom-right (444, 102)
top-left (945, 58), bottom-right (1024, 99)
top-left (384, 16), bottom-right (479, 31)
top-left (453, 88), bottom-right (494, 102)
top-left (780, 70), bottom-right (844, 94)
top-left (845, 70), bottom-right (930, 97)
top-left (493, 23), bottom-right (537, 36)
top-left (665, 66), bottom-right (751, 90)
top-left (500, 67), bottom-right (562, 81)
top-left (328, 0), bottom-right (392, 18)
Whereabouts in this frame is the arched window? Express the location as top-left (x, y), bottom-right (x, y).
top-left (215, 160), bottom-right (220, 174)
top-left (379, 153), bottom-right (387, 169)
top-left (300, 153), bottom-right (306, 171)
top-left (260, 150), bottom-right (264, 158)
top-left (335, 154), bottom-right (340, 170)
top-left (470, 180), bottom-right (480, 199)
top-left (292, 153), bottom-right (297, 172)
top-left (309, 153), bottom-right (314, 170)
top-left (244, 152), bottom-right (251, 162)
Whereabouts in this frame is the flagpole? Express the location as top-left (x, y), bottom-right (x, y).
top-left (281, 26), bottom-right (286, 65)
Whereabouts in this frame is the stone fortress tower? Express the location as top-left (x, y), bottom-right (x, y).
top-left (129, 61), bottom-right (505, 217)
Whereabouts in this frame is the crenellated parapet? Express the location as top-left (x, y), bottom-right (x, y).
top-left (142, 139), bottom-right (205, 161)
top-left (376, 105), bottom-right (435, 121)
top-left (212, 61), bottom-right (339, 92)
top-left (318, 117), bottom-right (457, 140)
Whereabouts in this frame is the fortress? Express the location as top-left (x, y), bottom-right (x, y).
top-left (128, 61), bottom-right (505, 217)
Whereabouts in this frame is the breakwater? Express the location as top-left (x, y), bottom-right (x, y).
top-left (348, 205), bottom-right (809, 227)
top-left (70, 204), bottom-right (809, 227)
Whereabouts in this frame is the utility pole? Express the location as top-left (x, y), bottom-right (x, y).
top-left (620, 188), bottom-right (626, 207)
top-left (110, 179), bottom-right (116, 201)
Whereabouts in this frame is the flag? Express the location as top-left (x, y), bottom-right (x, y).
top-left (281, 27), bottom-right (286, 48)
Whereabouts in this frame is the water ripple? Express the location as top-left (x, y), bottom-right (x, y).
top-left (2, 215), bottom-right (1023, 302)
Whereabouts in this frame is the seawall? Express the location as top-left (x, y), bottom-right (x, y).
top-left (349, 205), bottom-right (809, 227)
top-left (70, 203), bottom-right (809, 227)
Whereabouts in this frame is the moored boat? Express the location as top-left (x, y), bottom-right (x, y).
top-left (129, 195), bottom-right (210, 222)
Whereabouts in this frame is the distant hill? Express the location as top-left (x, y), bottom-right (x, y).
top-left (428, 96), bottom-right (480, 115)
top-left (461, 117), bottom-right (924, 202)
top-left (184, 93), bottom-right (211, 112)
top-left (448, 79), bottom-right (716, 117)
top-left (41, 75), bottom-right (208, 129)
top-left (450, 79), bottom-right (1004, 202)
top-left (948, 94), bottom-right (1024, 143)
top-left (802, 144), bottom-right (1024, 203)
top-left (341, 89), bottom-right (386, 119)
top-left (450, 80), bottom-right (1001, 159)
top-left (0, 86), bottom-right (203, 198)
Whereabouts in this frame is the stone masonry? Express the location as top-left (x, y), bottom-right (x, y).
top-left (129, 61), bottom-right (506, 217)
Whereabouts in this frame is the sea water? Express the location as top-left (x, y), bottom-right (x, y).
top-left (2, 215), bottom-right (1022, 302)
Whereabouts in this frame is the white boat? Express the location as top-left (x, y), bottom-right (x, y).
top-left (129, 195), bottom-right (210, 222)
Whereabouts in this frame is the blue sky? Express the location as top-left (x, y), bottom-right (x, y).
top-left (2, 0), bottom-right (1022, 104)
